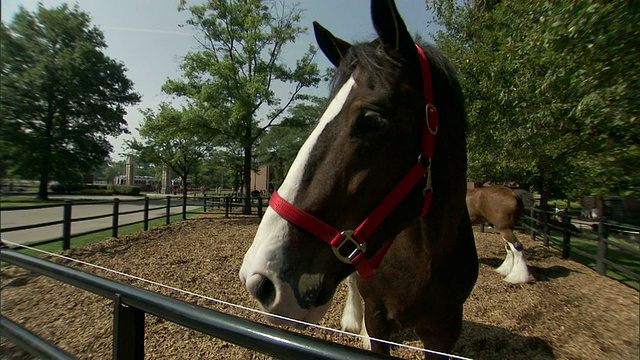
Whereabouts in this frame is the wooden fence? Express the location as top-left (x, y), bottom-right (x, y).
top-left (519, 207), bottom-right (640, 285)
top-left (0, 195), bottom-right (268, 251)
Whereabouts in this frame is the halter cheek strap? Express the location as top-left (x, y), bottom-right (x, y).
top-left (267, 44), bottom-right (438, 278)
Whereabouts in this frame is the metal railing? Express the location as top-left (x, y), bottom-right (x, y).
top-left (0, 247), bottom-right (395, 359)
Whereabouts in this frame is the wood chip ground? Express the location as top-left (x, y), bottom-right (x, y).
top-left (1, 214), bottom-right (638, 359)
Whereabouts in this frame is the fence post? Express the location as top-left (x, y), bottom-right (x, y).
top-left (225, 196), bottom-right (230, 218)
top-left (562, 213), bottom-right (571, 259)
top-left (258, 196), bottom-right (263, 218)
top-left (112, 198), bottom-right (120, 238)
top-left (182, 194), bottom-right (187, 221)
top-left (542, 210), bottom-right (549, 247)
top-left (203, 195), bottom-right (208, 213)
top-left (596, 217), bottom-right (609, 275)
top-left (62, 201), bottom-right (72, 251)
top-left (143, 197), bottom-right (149, 231)
top-left (530, 207), bottom-right (536, 241)
top-left (166, 196), bottom-right (171, 225)
top-left (113, 295), bottom-right (145, 360)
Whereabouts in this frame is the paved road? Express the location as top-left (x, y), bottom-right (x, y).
top-left (0, 195), bottom-right (204, 246)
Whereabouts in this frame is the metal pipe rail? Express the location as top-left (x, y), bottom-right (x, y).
top-left (0, 248), bottom-right (398, 360)
top-left (0, 315), bottom-right (76, 360)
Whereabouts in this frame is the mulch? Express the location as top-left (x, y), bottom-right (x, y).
top-left (1, 214), bottom-right (638, 359)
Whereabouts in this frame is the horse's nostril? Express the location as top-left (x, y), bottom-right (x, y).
top-left (247, 274), bottom-right (276, 308)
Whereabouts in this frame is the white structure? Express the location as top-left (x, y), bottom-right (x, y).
top-left (125, 157), bottom-right (135, 186)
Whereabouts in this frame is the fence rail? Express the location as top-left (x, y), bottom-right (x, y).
top-left (520, 207), bottom-right (640, 284)
top-left (0, 247), bottom-right (396, 360)
top-left (1, 195), bottom-right (268, 250)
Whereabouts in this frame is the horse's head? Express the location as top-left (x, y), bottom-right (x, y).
top-left (239, 0), bottom-right (467, 325)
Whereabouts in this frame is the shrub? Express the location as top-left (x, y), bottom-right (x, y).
top-left (108, 185), bottom-right (141, 195)
top-left (79, 189), bottom-right (114, 196)
top-left (50, 184), bottom-right (85, 193)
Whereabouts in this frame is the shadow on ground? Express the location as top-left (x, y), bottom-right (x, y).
top-left (454, 321), bottom-right (555, 359)
top-left (385, 320), bottom-right (555, 359)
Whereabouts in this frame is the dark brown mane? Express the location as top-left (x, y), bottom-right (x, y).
top-left (330, 39), bottom-right (462, 106)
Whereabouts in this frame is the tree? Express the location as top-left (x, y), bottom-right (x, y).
top-left (427, 0), bottom-right (640, 207)
top-left (163, 0), bottom-right (321, 213)
top-left (128, 104), bottom-right (212, 198)
top-left (255, 95), bottom-right (327, 187)
top-left (0, 4), bottom-right (141, 199)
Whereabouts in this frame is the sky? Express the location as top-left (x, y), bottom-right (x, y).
top-left (1, 0), bottom-right (442, 160)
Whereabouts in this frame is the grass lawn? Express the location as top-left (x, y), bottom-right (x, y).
top-left (0, 196), bottom-right (67, 207)
top-left (545, 231), bottom-right (640, 290)
top-left (2, 209), bottom-right (204, 261)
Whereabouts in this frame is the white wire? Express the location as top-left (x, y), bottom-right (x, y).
top-left (0, 239), bottom-right (472, 360)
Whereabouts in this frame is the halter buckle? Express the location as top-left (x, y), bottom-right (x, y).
top-left (332, 230), bottom-right (366, 264)
top-left (426, 104), bottom-right (438, 135)
top-left (424, 167), bottom-right (432, 195)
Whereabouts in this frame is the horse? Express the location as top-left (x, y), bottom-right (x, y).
top-left (466, 185), bottom-right (534, 283)
top-left (239, 0), bottom-right (478, 357)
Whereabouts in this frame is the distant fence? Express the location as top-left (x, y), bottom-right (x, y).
top-left (519, 207), bottom-right (640, 285)
top-left (0, 247), bottom-right (395, 360)
top-left (0, 195), bottom-right (268, 251)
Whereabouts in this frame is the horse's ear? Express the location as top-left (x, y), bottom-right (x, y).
top-left (313, 21), bottom-right (351, 68)
top-left (370, 0), bottom-right (417, 63)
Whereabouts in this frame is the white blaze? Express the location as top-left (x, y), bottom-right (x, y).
top-left (239, 77), bottom-right (356, 316)
top-left (278, 76), bottom-right (357, 201)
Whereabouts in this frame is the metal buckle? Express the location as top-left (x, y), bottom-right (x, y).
top-left (417, 156), bottom-right (433, 195)
top-left (426, 103), bottom-right (438, 135)
top-left (332, 230), bottom-right (366, 264)
top-left (423, 167), bottom-right (432, 195)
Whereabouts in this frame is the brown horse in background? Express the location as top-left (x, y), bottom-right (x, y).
top-left (466, 185), bottom-right (534, 283)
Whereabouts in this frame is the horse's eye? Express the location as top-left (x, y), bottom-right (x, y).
top-left (352, 111), bottom-right (387, 138)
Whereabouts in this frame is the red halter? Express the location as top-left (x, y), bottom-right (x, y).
top-left (268, 44), bottom-right (438, 278)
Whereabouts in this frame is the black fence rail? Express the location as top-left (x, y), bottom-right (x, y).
top-left (521, 207), bottom-right (640, 285)
top-left (0, 195), bottom-right (268, 251)
top-left (0, 247), bottom-right (396, 360)
top-left (200, 194), bottom-right (267, 218)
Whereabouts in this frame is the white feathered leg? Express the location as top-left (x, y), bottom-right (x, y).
top-left (341, 273), bottom-right (363, 333)
top-left (340, 273), bottom-right (370, 349)
top-left (504, 242), bottom-right (530, 283)
top-left (495, 242), bottom-right (514, 276)
top-left (360, 319), bottom-right (371, 350)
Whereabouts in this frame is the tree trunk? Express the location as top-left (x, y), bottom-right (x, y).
top-left (38, 170), bottom-right (49, 200)
top-left (539, 176), bottom-right (553, 212)
top-left (181, 174), bottom-right (189, 198)
top-left (37, 116), bottom-right (54, 200)
top-left (242, 145), bottom-right (252, 215)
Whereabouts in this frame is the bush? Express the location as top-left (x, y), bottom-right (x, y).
top-left (108, 185), bottom-right (141, 195)
top-left (50, 184), bottom-right (140, 196)
top-left (50, 184), bottom-right (85, 193)
top-left (79, 189), bottom-right (114, 196)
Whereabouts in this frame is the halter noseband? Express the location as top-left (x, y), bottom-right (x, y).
top-left (268, 44), bottom-right (439, 278)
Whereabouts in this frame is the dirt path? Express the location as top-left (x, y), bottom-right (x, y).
top-left (1, 215), bottom-right (638, 359)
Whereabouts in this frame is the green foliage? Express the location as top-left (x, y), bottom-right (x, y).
top-left (255, 95), bottom-right (327, 186)
top-left (428, 0), bottom-right (640, 204)
top-left (79, 189), bottom-right (114, 196)
top-left (50, 183), bottom-right (140, 195)
top-left (0, 3), bottom-right (141, 199)
top-left (109, 185), bottom-right (141, 195)
top-left (128, 104), bottom-right (211, 197)
top-left (163, 0), bottom-right (321, 210)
